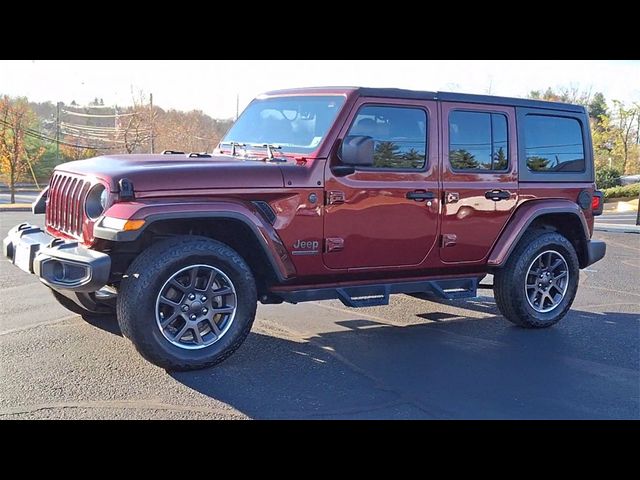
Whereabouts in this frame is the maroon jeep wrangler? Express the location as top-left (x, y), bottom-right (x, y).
top-left (3, 87), bottom-right (606, 370)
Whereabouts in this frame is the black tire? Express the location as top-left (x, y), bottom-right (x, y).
top-left (51, 290), bottom-right (115, 319)
top-left (494, 230), bottom-right (579, 328)
top-left (117, 236), bottom-right (257, 371)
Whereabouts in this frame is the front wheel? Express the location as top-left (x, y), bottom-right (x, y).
top-left (494, 231), bottom-right (579, 328)
top-left (117, 236), bottom-right (257, 371)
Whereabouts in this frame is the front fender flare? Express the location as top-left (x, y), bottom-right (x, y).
top-left (487, 200), bottom-right (590, 268)
top-left (94, 199), bottom-right (296, 281)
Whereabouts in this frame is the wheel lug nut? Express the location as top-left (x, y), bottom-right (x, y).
top-left (181, 304), bottom-right (189, 312)
top-left (202, 308), bottom-right (208, 314)
top-left (189, 314), bottom-right (197, 321)
top-left (188, 293), bottom-right (196, 300)
top-left (201, 296), bottom-right (207, 302)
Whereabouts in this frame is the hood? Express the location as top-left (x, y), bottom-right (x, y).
top-left (54, 154), bottom-right (286, 192)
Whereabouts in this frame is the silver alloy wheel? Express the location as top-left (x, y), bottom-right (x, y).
top-left (524, 250), bottom-right (569, 313)
top-left (155, 264), bottom-right (237, 350)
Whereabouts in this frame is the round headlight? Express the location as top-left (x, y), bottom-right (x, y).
top-left (100, 187), bottom-right (109, 210)
top-left (85, 184), bottom-right (107, 219)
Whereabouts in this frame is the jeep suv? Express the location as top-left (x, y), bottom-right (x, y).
top-left (3, 87), bottom-right (606, 370)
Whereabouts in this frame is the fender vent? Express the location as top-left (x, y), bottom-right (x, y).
top-left (251, 201), bottom-right (277, 224)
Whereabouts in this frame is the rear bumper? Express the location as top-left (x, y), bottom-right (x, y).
top-left (586, 239), bottom-right (606, 267)
top-left (3, 223), bottom-right (111, 292)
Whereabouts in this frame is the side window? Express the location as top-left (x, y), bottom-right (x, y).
top-left (347, 105), bottom-right (427, 169)
top-left (449, 111), bottom-right (509, 171)
top-left (524, 115), bottom-right (585, 172)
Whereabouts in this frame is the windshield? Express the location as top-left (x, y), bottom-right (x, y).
top-left (221, 95), bottom-right (346, 154)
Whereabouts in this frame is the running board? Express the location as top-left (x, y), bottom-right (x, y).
top-left (424, 278), bottom-right (479, 300)
top-left (276, 277), bottom-right (481, 308)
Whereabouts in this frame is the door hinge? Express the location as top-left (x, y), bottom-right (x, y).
top-left (326, 191), bottom-right (345, 205)
top-left (441, 234), bottom-right (457, 248)
top-left (445, 191), bottom-right (459, 204)
top-left (325, 237), bottom-right (344, 253)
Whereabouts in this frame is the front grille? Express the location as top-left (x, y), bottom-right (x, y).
top-left (45, 173), bottom-right (92, 238)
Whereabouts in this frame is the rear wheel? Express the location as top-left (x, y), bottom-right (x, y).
top-left (117, 236), bottom-right (257, 371)
top-left (494, 230), bottom-right (579, 328)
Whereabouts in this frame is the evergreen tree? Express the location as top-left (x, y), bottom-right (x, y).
top-left (374, 141), bottom-right (401, 167)
top-left (450, 149), bottom-right (479, 169)
top-left (527, 156), bottom-right (550, 171)
top-left (402, 148), bottom-right (424, 168)
top-left (589, 92), bottom-right (608, 121)
top-left (493, 147), bottom-right (508, 170)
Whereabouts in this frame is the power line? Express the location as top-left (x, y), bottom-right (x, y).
top-left (61, 109), bottom-right (135, 118)
top-left (59, 121), bottom-right (121, 132)
top-left (61, 103), bottom-right (114, 109)
top-left (60, 131), bottom-right (127, 144)
top-left (0, 118), bottom-right (122, 150)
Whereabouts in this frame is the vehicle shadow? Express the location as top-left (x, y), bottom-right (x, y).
top-left (168, 307), bottom-right (639, 420)
top-left (82, 314), bottom-right (122, 336)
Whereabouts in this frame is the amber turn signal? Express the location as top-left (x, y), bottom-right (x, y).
top-left (123, 219), bottom-right (145, 231)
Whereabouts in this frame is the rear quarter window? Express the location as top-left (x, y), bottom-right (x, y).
top-left (524, 115), bottom-right (585, 173)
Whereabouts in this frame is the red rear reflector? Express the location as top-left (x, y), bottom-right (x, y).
top-left (592, 196), bottom-right (600, 210)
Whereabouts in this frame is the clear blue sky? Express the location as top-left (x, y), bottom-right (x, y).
top-left (1, 60), bottom-right (638, 119)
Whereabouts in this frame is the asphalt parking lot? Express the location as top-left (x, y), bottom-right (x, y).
top-left (0, 211), bottom-right (638, 419)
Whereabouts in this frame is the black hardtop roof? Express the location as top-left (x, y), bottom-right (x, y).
top-left (358, 87), bottom-right (586, 113)
top-left (263, 86), bottom-right (586, 113)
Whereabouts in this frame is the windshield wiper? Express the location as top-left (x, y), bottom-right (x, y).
top-left (220, 141), bottom-right (287, 162)
top-left (219, 141), bottom-right (246, 156)
top-left (251, 143), bottom-right (286, 162)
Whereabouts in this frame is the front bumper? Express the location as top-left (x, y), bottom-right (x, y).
top-left (586, 239), bottom-right (606, 267)
top-left (3, 223), bottom-right (111, 292)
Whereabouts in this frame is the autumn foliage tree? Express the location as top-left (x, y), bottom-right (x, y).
top-left (59, 136), bottom-right (96, 161)
top-left (0, 96), bottom-right (45, 203)
top-left (153, 108), bottom-right (233, 154)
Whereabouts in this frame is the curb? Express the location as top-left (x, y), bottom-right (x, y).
top-left (0, 207), bottom-right (31, 212)
top-left (603, 198), bottom-right (639, 213)
top-left (594, 224), bottom-right (640, 234)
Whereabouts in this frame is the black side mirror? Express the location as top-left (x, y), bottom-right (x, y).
top-left (340, 135), bottom-right (374, 167)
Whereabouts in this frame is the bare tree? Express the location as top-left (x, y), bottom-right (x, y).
top-left (558, 84), bottom-right (593, 105)
top-left (114, 89), bottom-right (153, 153)
top-left (119, 113), bottom-right (151, 153)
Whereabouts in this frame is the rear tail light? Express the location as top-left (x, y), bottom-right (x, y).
top-left (592, 191), bottom-right (604, 216)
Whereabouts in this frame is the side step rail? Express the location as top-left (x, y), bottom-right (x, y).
top-left (336, 286), bottom-right (390, 308)
top-left (276, 277), bottom-right (482, 308)
top-left (426, 278), bottom-right (479, 300)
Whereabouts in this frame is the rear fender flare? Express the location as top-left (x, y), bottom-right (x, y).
top-left (488, 200), bottom-right (589, 268)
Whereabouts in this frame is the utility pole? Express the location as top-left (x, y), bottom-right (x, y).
top-left (236, 93), bottom-right (239, 121)
top-left (149, 93), bottom-right (155, 154)
top-left (55, 101), bottom-right (61, 163)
